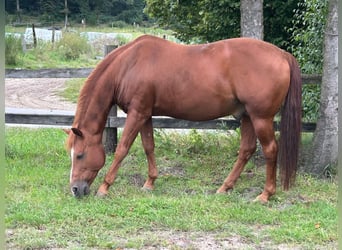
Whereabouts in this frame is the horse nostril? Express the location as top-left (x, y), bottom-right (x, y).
top-left (72, 186), bottom-right (78, 196)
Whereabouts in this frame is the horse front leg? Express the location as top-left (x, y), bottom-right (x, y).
top-left (217, 115), bottom-right (257, 193)
top-left (96, 110), bottom-right (148, 197)
top-left (140, 118), bottom-right (158, 190)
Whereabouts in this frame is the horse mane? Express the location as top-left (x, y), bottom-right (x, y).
top-left (72, 56), bottom-right (113, 127)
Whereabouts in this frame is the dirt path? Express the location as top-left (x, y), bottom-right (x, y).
top-left (5, 78), bottom-right (76, 111)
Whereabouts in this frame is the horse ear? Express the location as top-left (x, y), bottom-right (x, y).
top-left (63, 128), bottom-right (71, 135)
top-left (71, 128), bottom-right (83, 137)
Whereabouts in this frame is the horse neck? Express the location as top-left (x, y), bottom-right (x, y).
top-left (73, 37), bottom-right (146, 140)
top-left (73, 73), bottom-right (115, 140)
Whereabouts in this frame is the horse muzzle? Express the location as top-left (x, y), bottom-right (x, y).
top-left (71, 180), bottom-right (90, 198)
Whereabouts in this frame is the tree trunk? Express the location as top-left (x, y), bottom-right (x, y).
top-left (307, 0), bottom-right (338, 175)
top-left (64, 0), bottom-right (68, 29)
top-left (240, 0), bottom-right (264, 40)
top-left (16, 0), bottom-right (21, 23)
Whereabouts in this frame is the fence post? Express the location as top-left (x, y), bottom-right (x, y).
top-left (103, 45), bottom-right (118, 154)
top-left (32, 23), bottom-right (37, 48)
top-left (51, 27), bottom-right (55, 44)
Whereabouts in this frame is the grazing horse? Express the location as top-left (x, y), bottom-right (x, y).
top-left (65, 35), bottom-right (301, 203)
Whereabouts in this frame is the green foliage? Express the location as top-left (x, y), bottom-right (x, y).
top-left (5, 35), bottom-right (22, 65)
top-left (287, 0), bottom-right (328, 123)
top-left (288, 0), bottom-right (329, 73)
top-left (38, 0), bottom-right (64, 23)
top-left (145, 0), bottom-right (240, 43)
top-left (145, 0), bottom-right (301, 45)
top-left (302, 84), bottom-right (321, 122)
top-left (57, 32), bottom-right (91, 60)
top-left (264, 0), bottom-right (300, 49)
top-left (6, 0), bottom-right (149, 26)
top-left (110, 20), bottom-right (129, 29)
top-left (112, 0), bottom-right (147, 24)
top-left (5, 128), bottom-right (338, 249)
top-left (5, 35), bottom-right (98, 69)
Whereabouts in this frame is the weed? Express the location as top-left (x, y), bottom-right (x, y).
top-left (57, 32), bottom-right (91, 60)
top-left (5, 35), bottom-right (22, 65)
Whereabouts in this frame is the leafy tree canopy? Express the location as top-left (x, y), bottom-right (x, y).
top-left (145, 0), bottom-right (240, 43)
top-left (5, 0), bottom-right (149, 26)
top-left (145, 0), bottom-right (301, 47)
top-left (288, 0), bottom-right (328, 73)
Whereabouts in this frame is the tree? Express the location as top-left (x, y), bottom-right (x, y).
top-left (16, 0), bottom-right (21, 23)
top-left (5, 0), bottom-right (147, 26)
top-left (39, 0), bottom-right (64, 23)
top-left (63, 0), bottom-right (69, 29)
top-left (145, 0), bottom-right (299, 45)
top-left (307, 0), bottom-right (338, 175)
top-left (240, 0), bottom-right (263, 39)
top-left (288, 0), bottom-right (328, 125)
top-left (145, 0), bottom-right (240, 43)
top-left (264, 0), bottom-right (299, 49)
top-left (289, 0), bottom-right (328, 74)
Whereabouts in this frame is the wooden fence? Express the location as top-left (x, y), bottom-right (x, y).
top-left (5, 67), bottom-right (320, 152)
top-left (5, 68), bottom-right (322, 83)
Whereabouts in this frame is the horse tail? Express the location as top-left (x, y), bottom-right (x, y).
top-left (279, 53), bottom-right (302, 190)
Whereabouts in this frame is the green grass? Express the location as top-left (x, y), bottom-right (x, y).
top-left (5, 127), bottom-right (337, 249)
top-left (60, 78), bottom-right (86, 103)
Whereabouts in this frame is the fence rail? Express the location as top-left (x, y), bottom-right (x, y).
top-left (5, 108), bottom-right (316, 132)
top-left (5, 68), bottom-right (322, 84)
top-left (5, 68), bottom-right (93, 78)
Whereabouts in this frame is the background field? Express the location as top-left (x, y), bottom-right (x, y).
top-left (5, 128), bottom-right (337, 249)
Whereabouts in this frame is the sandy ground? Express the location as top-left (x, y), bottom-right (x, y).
top-left (5, 78), bottom-right (76, 111)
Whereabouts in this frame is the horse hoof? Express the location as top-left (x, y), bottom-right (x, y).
top-left (216, 187), bottom-right (232, 194)
top-left (216, 190), bottom-right (226, 195)
top-left (253, 194), bottom-right (268, 204)
top-left (141, 186), bottom-right (153, 192)
top-left (95, 191), bottom-right (107, 198)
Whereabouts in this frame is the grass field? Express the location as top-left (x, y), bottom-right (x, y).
top-left (5, 127), bottom-right (337, 249)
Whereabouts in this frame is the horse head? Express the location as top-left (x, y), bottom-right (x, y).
top-left (64, 128), bottom-right (105, 198)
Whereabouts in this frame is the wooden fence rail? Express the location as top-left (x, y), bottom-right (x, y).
top-left (5, 108), bottom-right (316, 132)
top-left (5, 68), bottom-right (322, 85)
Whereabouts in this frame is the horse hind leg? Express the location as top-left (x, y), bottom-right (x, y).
top-left (140, 118), bottom-right (158, 190)
top-left (217, 115), bottom-right (257, 193)
top-left (251, 117), bottom-right (278, 203)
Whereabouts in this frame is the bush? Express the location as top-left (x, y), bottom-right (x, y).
top-left (110, 20), bottom-right (128, 29)
top-left (57, 32), bottom-right (90, 60)
top-left (5, 35), bottom-right (22, 66)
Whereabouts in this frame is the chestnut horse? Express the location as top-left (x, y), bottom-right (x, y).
top-left (65, 35), bottom-right (301, 202)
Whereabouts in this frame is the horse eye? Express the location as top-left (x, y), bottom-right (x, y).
top-left (76, 153), bottom-right (84, 160)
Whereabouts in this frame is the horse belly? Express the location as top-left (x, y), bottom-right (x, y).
top-left (153, 95), bottom-right (241, 121)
